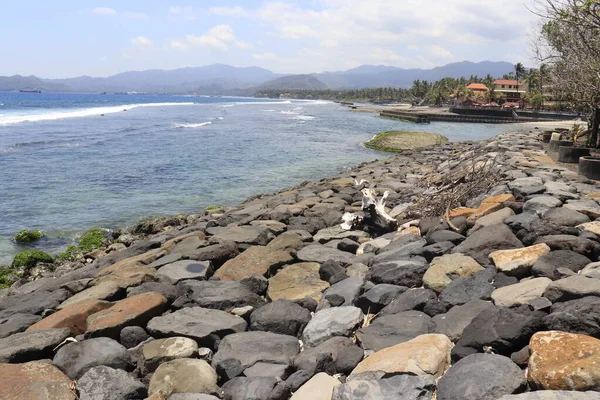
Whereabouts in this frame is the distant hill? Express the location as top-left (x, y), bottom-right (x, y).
top-left (0, 61), bottom-right (517, 94)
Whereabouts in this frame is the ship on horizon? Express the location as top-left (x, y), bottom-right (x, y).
top-left (19, 89), bottom-right (42, 93)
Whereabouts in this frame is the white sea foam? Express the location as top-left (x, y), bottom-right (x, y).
top-left (216, 117), bottom-right (224, 120)
top-left (294, 115), bottom-right (316, 121)
top-left (280, 110), bottom-right (299, 115)
top-left (174, 121), bottom-right (212, 128)
top-left (0, 102), bottom-right (195, 126)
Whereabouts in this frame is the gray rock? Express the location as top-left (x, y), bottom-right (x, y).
top-left (498, 392), bottom-right (600, 399)
top-left (346, 263), bottom-right (369, 279)
top-left (188, 241), bottom-right (239, 267)
top-left (323, 277), bottom-right (364, 306)
top-left (127, 282), bottom-right (182, 303)
top-left (119, 326), bottom-right (148, 349)
top-left (250, 299), bottom-right (311, 337)
top-left (491, 278), bottom-right (552, 308)
top-left (149, 358), bottom-right (220, 397)
top-left (156, 260), bottom-right (213, 284)
top-left (221, 376), bottom-right (279, 400)
top-left (0, 327), bottom-right (70, 363)
top-left (532, 250), bottom-right (591, 279)
top-left (373, 238), bottom-right (427, 264)
top-left (543, 275), bottom-right (600, 303)
top-left (212, 332), bottom-right (299, 379)
top-left (356, 311), bottom-right (433, 351)
top-left (243, 362), bottom-right (288, 379)
top-left (53, 337), bottom-right (132, 379)
top-left (426, 230), bottom-right (466, 245)
top-left (147, 307), bottom-right (247, 348)
top-left (332, 374), bottom-right (436, 400)
top-left (77, 366), bottom-right (146, 400)
top-left (240, 274), bottom-right (269, 295)
top-left (581, 262), bottom-right (600, 279)
top-left (293, 337), bottom-right (364, 375)
top-left (543, 207), bottom-right (590, 227)
top-left (452, 225), bottom-right (523, 265)
top-left (0, 289), bottom-right (70, 316)
top-left (509, 177), bottom-right (544, 190)
top-left (369, 257), bottom-right (429, 287)
top-left (439, 268), bottom-right (496, 306)
top-left (437, 354), bottom-right (526, 400)
top-left (544, 296), bottom-right (600, 336)
top-left (148, 253), bottom-right (183, 269)
top-left (181, 280), bottom-right (266, 310)
top-left (297, 244), bottom-right (357, 265)
top-left (169, 395), bottom-right (221, 400)
top-left (523, 196), bottom-right (563, 216)
top-left (212, 225), bottom-right (274, 246)
top-left (505, 213), bottom-right (540, 231)
top-left (534, 235), bottom-right (598, 258)
top-left (356, 284), bottom-right (407, 314)
top-left (0, 313), bottom-right (41, 339)
top-left (302, 306), bottom-right (364, 347)
top-left (378, 288), bottom-right (437, 316)
top-left (433, 300), bottom-right (496, 342)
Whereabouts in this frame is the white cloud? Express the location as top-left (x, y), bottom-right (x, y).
top-left (131, 36), bottom-right (153, 46)
top-left (253, 52), bottom-right (281, 62)
top-left (123, 11), bottom-right (149, 19)
top-left (210, 6), bottom-right (247, 17)
top-left (427, 45), bottom-right (453, 59)
top-left (92, 7), bottom-right (116, 15)
top-left (173, 25), bottom-right (252, 52)
top-left (169, 6), bottom-right (196, 20)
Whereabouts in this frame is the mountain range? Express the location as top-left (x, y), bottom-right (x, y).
top-left (0, 61), bottom-right (515, 94)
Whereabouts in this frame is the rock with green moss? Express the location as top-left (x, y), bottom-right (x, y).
top-left (78, 228), bottom-right (109, 251)
top-left (0, 269), bottom-right (21, 289)
top-left (14, 230), bottom-right (44, 243)
top-left (11, 250), bottom-right (54, 271)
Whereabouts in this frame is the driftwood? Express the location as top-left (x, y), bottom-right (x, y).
top-left (341, 188), bottom-right (398, 234)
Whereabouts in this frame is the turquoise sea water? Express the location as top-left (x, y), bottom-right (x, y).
top-left (0, 92), bottom-right (521, 264)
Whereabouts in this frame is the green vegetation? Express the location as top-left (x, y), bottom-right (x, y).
top-left (255, 88), bottom-right (414, 103)
top-left (0, 269), bottom-right (21, 289)
top-left (364, 131), bottom-right (448, 153)
top-left (206, 205), bottom-right (223, 211)
top-left (57, 228), bottom-right (109, 260)
top-left (11, 250), bottom-right (53, 270)
top-left (14, 229), bottom-right (43, 243)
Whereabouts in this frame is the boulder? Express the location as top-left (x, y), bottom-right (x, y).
top-left (314, 226), bottom-right (370, 243)
top-left (85, 292), bottom-right (167, 338)
top-left (581, 262), bottom-right (600, 279)
top-left (491, 278), bottom-right (552, 308)
top-left (0, 313), bottom-right (41, 339)
top-left (53, 337), bottom-right (131, 379)
top-left (119, 326), bottom-right (148, 349)
top-left (147, 307), bottom-right (247, 348)
top-left (426, 230), bottom-right (466, 245)
top-left (26, 299), bottom-right (112, 335)
top-left (0, 328), bottom-right (70, 363)
top-left (535, 234), bottom-right (598, 258)
top-left (564, 199), bottom-right (600, 218)
top-left (58, 282), bottom-right (121, 310)
top-left (437, 354), bottom-right (526, 400)
top-left (240, 274), bottom-right (269, 295)
top-left (323, 277), bottom-right (364, 306)
top-left (149, 358), bottom-right (220, 397)
top-left (291, 373), bottom-right (340, 400)
top-left (544, 275), bottom-right (600, 303)
top-left (249, 299), bottom-right (311, 337)
top-left (378, 288), bottom-right (436, 316)
top-left (532, 250), bottom-right (591, 279)
top-left (156, 260), bottom-right (212, 284)
top-left (469, 207), bottom-right (515, 234)
top-left (433, 300), bottom-right (496, 342)
top-left (0, 361), bottom-right (77, 400)
top-left (267, 263), bottom-right (330, 302)
top-left (543, 207), bottom-right (590, 227)
top-left (423, 253), bottom-right (484, 293)
top-left (266, 233), bottom-right (305, 252)
top-left (221, 376), bottom-right (279, 400)
top-left (211, 225), bottom-right (274, 246)
top-left (528, 331), bottom-right (600, 391)
top-left (356, 311), bottom-right (433, 351)
top-left (523, 196), bottom-right (562, 216)
top-left (351, 334), bottom-right (452, 378)
top-left (355, 284), bottom-right (406, 314)
top-left (77, 365), bottom-right (147, 400)
top-left (577, 221), bottom-right (600, 237)
top-left (293, 337), bottom-right (364, 375)
top-left (212, 332), bottom-right (300, 378)
top-left (544, 296), bottom-right (600, 336)
top-left (302, 306), bottom-right (364, 347)
top-left (332, 375), bottom-right (436, 400)
top-left (182, 280), bottom-right (265, 310)
top-left (214, 246), bottom-right (293, 280)
top-left (188, 241), bottom-right (239, 267)
top-left (369, 257), bottom-right (429, 287)
top-left (0, 289), bottom-right (70, 315)
top-left (452, 225), bottom-right (523, 265)
top-left (439, 268), bottom-right (496, 306)
top-left (142, 337), bottom-right (198, 372)
top-left (489, 243), bottom-right (551, 278)
top-left (498, 392), bottom-right (600, 400)
top-left (126, 282), bottom-right (182, 303)
top-left (509, 177), bottom-right (544, 191)
top-left (297, 244), bottom-right (356, 265)
top-left (505, 212), bottom-right (540, 231)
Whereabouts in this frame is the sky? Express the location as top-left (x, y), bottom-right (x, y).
top-left (0, 0), bottom-right (541, 78)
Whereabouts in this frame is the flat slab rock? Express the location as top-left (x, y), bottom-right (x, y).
top-left (156, 260), bottom-right (212, 284)
top-left (0, 327), bottom-right (70, 363)
top-left (147, 307), bottom-right (247, 348)
top-left (214, 246), bottom-right (293, 280)
top-left (0, 360), bottom-right (77, 400)
top-left (181, 280), bottom-right (266, 310)
top-left (211, 225), bottom-right (274, 246)
top-left (356, 311), bottom-right (433, 351)
top-left (297, 244), bottom-right (357, 265)
top-left (302, 306), bottom-right (364, 347)
top-left (77, 365), bottom-right (147, 400)
top-left (452, 224), bottom-right (523, 265)
top-left (333, 374), bottom-right (436, 400)
top-left (267, 262), bottom-right (330, 302)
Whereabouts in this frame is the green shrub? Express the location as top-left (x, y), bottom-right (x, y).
top-left (57, 245), bottom-right (79, 261)
top-left (14, 230), bottom-right (43, 243)
top-left (0, 269), bottom-right (21, 289)
top-left (11, 250), bottom-right (53, 270)
top-left (78, 228), bottom-right (108, 251)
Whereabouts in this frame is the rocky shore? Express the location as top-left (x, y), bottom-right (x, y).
top-left (2, 129), bottom-right (600, 400)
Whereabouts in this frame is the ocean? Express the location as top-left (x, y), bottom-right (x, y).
top-left (0, 92), bottom-right (520, 264)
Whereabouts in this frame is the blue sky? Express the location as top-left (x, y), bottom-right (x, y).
top-left (0, 1), bottom-right (540, 78)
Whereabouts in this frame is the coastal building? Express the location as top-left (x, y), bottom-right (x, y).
top-left (493, 79), bottom-right (526, 103)
top-left (466, 83), bottom-right (488, 96)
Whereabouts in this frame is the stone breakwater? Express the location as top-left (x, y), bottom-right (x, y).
top-left (2, 130), bottom-right (600, 400)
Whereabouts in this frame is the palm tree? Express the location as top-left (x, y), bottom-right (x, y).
top-left (525, 68), bottom-right (540, 93)
top-left (539, 64), bottom-right (549, 108)
top-left (514, 62), bottom-right (526, 90)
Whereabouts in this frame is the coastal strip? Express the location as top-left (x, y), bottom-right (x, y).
top-left (2, 129), bottom-right (600, 399)
top-left (363, 130), bottom-right (448, 153)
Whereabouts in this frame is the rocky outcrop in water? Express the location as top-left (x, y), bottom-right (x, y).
top-left (2, 129), bottom-right (600, 399)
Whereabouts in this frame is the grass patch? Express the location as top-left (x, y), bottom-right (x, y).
top-left (14, 229), bottom-right (43, 243)
top-left (57, 228), bottom-right (109, 260)
top-left (364, 130), bottom-right (448, 153)
top-left (11, 250), bottom-right (53, 270)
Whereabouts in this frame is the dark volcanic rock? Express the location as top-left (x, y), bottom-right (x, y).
top-left (505, 213), bottom-right (539, 232)
top-left (188, 241), bottom-right (239, 267)
top-left (378, 288), bottom-right (437, 316)
top-left (180, 280), bottom-right (266, 310)
top-left (250, 299), bottom-right (311, 337)
top-left (240, 274), bottom-right (269, 295)
top-left (452, 224), bottom-right (523, 265)
top-left (119, 326), bottom-right (148, 349)
top-left (542, 207), bottom-right (590, 227)
top-left (426, 230), bottom-right (466, 245)
top-left (439, 268), bottom-right (496, 306)
top-left (437, 354), bottom-right (526, 400)
top-left (323, 277), bottom-right (364, 306)
top-left (453, 306), bottom-right (545, 360)
top-left (0, 313), bottom-right (41, 338)
top-left (356, 284), bottom-right (407, 314)
top-left (0, 327), bottom-right (70, 363)
top-left (544, 296), bottom-right (600, 336)
top-left (369, 257), bottom-right (429, 287)
top-left (535, 234), bottom-right (599, 259)
top-left (531, 250), bottom-right (591, 279)
top-left (433, 300), bottom-right (496, 342)
top-left (319, 260), bottom-right (346, 282)
top-left (356, 311), bottom-right (433, 351)
top-left (0, 289), bottom-right (70, 316)
top-left (293, 336), bottom-right (364, 375)
top-left (77, 365), bottom-right (147, 400)
top-left (53, 337), bottom-right (132, 380)
top-left (126, 281), bottom-right (182, 303)
top-left (333, 374), bottom-right (436, 400)
top-left (221, 376), bottom-right (279, 400)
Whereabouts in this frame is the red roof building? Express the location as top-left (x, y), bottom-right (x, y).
top-left (466, 83), bottom-right (488, 92)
